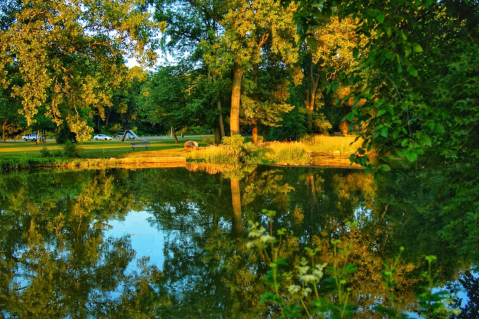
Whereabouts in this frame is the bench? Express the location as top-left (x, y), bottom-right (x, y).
top-left (333, 132), bottom-right (344, 136)
top-left (131, 141), bottom-right (150, 150)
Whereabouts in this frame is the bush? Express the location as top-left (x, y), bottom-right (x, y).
top-left (40, 147), bottom-right (51, 158)
top-left (62, 140), bottom-right (84, 158)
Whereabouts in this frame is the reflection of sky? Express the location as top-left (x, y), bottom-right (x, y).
top-left (105, 210), bottom-right (166, 272)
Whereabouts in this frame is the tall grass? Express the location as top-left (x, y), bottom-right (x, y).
top-left (301, 135), bottom-right (365, 153)
top-left (192, 144), bottom-right (242, 164)
top-left (262, 141), bottom-right (311, 165)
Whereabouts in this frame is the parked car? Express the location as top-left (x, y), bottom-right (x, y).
top-left (116, 132), bottom-right (136, 140)
top-left (22, 134), bottom-right (45, 141)
top-left (93, 134), bottom-right (113, 141)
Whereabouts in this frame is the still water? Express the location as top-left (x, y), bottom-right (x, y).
top-left (0, 164), bottom-right (477, 318)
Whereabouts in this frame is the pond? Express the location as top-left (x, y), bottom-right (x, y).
top-left (0, 164), bottom-right (477, 318)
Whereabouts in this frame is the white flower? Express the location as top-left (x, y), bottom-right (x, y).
top-left (248, 226), bottom-right (266, 238)
top-left (296, 265), bottom-right (310, 275)
top-left (259, 234), bottom-right (275, 244)
top-left (316, 263), bottom-right (328, 270)
top-left (312, 269), bottom-right (324, 279)
top-left (301, 274), bottom-right (320, 284)
top-left (302, 287), bottom-right (312, 297)
top-left (287, 285), bottom-right (301, 294)
top-left (246, 240), bottom-right (257, 249)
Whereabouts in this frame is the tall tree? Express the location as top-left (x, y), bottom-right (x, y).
top-left (0, 0), bottom-right (163, 141)
top-left (140, 66), bottom-right (190, 143)
top-left (297, 16), bottom-right (358, 133)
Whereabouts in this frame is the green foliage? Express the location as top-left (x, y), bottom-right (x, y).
top-left (267, 106), bottom-right (307, 141)
top-left (62, 141), bottom-right (84, 158)
top-left (247, 210), bottom-right (463, 318)
top-left (0, 0), bottom-right (163, 141)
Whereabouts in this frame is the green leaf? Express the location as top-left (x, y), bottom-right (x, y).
top-left (260, 292), bottom-right (275, 303)
top-left (385, 26), bottom-right (392, 37)
top-left (353, 48), bottom-right (359, 59)
top-left (379, 164), bottom-right (391, 171)
top-left (276, 258), bottom-right (289, 266)
top-left (380, 127), bottom-right (388, 138)
top-left (412, 43), bottom-right (423, 52)
top-left (406, 151), bottom-right (418, 162)
top-left (408, 68), bottom-right (418, 77)
top-left (435, 123), bottom-right (445, 134)
top-left (421, 135), bottom-right (432, 146)
top-left (346, 112), bottom-right (354, 121)
top-left (376, 13), bottom-right (385, 23)
top-left (404, 45), bottom-right (412, 57)
top-left (377, 108), bottom-right (388, 117)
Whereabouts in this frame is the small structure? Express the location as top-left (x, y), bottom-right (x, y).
top-left (184, 140), bottom-right (198, 150)
top-left (131, 141), bottom-right (150, 150)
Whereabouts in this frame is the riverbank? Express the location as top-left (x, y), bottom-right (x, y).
top-left (0, 135), bottom-right (369, 170)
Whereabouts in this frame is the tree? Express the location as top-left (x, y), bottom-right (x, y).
top-left (140, 66), bottom-right (190, 143)
top-left (0, 0), bottom-right (164, 141)
top-left (296, 16), bottom-right (358, 133)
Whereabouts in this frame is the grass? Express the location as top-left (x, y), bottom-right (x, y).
top-left (0, 135), bottom-right (369, 169)
top-left (260, 141), bottom-right (311, 165)
top-left (0, 137), bottom-right (205, 159)
top-left (301, 135), bottom-right (365, 153)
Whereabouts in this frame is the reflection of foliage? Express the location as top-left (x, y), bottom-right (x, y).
top-left (246, 213), bottom-right (461, 318)
top-left (450, 270), bottom-right (479, 319)
top-left (0, 169), bottom-right (166, 317)
top-left (0, 165), bottom-right (477, 317)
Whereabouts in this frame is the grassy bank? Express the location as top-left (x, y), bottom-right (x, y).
top-left (190, 135), bottom-right (367, 165)
top-left (0, 135), bottom-right (368, 170)
top-left (0, 137), bottom-right (205, 170)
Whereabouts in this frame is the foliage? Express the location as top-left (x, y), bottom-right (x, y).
top-left (61, 141), bottom-right (84, 158)
top-left (0, 0), bottom-right (164, 141)
top-left (247, 211), bottom-right (461, 318)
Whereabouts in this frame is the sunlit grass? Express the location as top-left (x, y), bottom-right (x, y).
top-left (0, 137), bottom-right (205, 159)
top-left (190, 144), bottom-right (242, 164)
top-left (261, 141), bottom-right (311, 164)
top-left (300, 135), bottom-right (365, 153)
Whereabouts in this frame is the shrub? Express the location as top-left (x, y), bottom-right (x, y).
top-left (40, 147), bottom-right (51, 158)
top-left (62, 140), bottom-right (84, 158)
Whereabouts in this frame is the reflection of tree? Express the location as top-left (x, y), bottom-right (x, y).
top-left (231, 178), bottom-right (243, 235)
top-left (451, 270), bottom-right (479, 319)
top-left (0, 169), bottom-right (167, 317)
top-left (0, 165), bottom-right (476, 317)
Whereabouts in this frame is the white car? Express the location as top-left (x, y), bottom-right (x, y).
top-left (22, 134), bottom-right (45, 141)
top-left (93, 134), bottom-right (113, 141)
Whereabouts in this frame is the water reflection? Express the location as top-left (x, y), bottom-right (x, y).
top-left (0, 165), bottom-right (476, 317)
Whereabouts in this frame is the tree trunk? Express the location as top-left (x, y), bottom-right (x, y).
top-left (252, 119), bottom-right (258, 144)
top-left (217, 100), bottom-right (225, 138)
top-left (214, 118), bottom-right (221, 144)
top-left (172, 126), bottom-right (178, 144)
top-left (252, 63), bottom-right (259, 144)
top-left (230, 63), bottom-right (243, 136)
top-left (304, 89), bottom-right (313, 133)
top-left (231, 178), bottom-right (243, 235)
top-left (105, 110), bottom-right (111, 128)
top-left (2, 120), bottom-right (7, 143)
